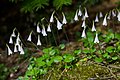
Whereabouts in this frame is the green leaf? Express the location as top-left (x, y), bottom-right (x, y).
top-left (83, 48), bottom-right (90, 54)
top-left (74, 49), bottom-right (81, 55)
top-left (59, 44), bottom-right (65, 49)
top-left (63, 54), bottom-right (75, 63)
top-left (112, 56), bottom-right (118, 60)
top-left (103, 53), bottom-right (109, 58)
top-left (94, 58), bottom-right (103, 63)
top-left (36, 60), bottom-right (46, 67)
top-left (106, 46), bottom-right (114, 53)
top-left (53, 56), bottom-right (63, 63)
top-left (46, 59), bottom-right (54, 66)
top-left (49, 49), bottom-right (56, 55)
top-left (53, 0), bottom-right (72, 10)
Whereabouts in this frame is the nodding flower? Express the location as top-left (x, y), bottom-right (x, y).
top-left (20, 44), bottom-right (24, 54)
top-left (14, 43), bottom-right (17, 52)
top-left (6, 44), bottom-right (13, 55)
top-left (56, 17), bottom-right (63, 30)
top-left (47, 23), bottom-right (51, 32)
top-left (37, 23), bottom-right (41, 33)
top-left (16, 33), bottom-right (21, 46)
top-left (74, 10), bottom-right (79, 21)
top-left (95, 14), bottom-right (99, 22)
top-left (81, 20), bottom-right (86, 28)
top-left (102, 14), bottom-right (108, 26)
top-left (92, 21), bottom-right (96, 32)
top-left (50, 11), bottom-right (55, 23)
top-left (94, 33), bottom-right (99, 43)
top-left (117, 10), bottom-right (120, 21)
top-left (9, 35), bottom-right (13, 44)
top-left (11, 28), bottom-right (16, 37)
top-left (62, 12), bottom-right (67, 24)
top-left (99, 12), bottom-right (103, 18)
top-left (112, 10), bottom-right (116, 17)
top-left (107, 11), bottom-right (111, 20)
top-left (37, 35), bottom-right (42, 46)
top-left (27, 31), bottom-right (32, 42)
top-left (41, 25), bottom-right (47, 36)
top-left (84, 8), bottom-right (89, 18)
top-left (78, 6), bottom-right (82, 16)
top-left (81, 27), bottom-right (86, 38)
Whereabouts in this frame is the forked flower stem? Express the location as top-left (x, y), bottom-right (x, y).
top-left (63, 26), bottom-right (69, 43)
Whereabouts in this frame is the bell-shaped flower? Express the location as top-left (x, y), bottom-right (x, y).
top-left (117, 11), bottom-right (120, 21)
top-left (95, 14), bottom-right (99, 22)
top-left (82, 15), bottom-right (86, 21)
top-left (9, 35), bottom-right (13, 44)
top-left (16, 33), bottom-right (21, 45)
top-left (81, 20), bottom-right (86, 28)
top-left (42, 25), bottom-right (47, 36)
top-left (112, 10), bottom-right (116, 17)
top-left (78, 6), bottom-right (82, 16)
top-left (37, 23), bottom-right (41, 33)
top-left (102, 14), bottom-right (107, 26)
top-left (14, 43), bottom-right (17, 52)
top-left (27, 31), bottom-right (32, 42)
top-left (99, 12), bottom-right (103, 18)
top-left (20, 45), bottom-right (24, 54)
top-left (107, 11), bottom-right (111, 20)
top-left (47, 23), bottom-right (51, 32)
top-left (62, 12), bottom-right (67, 24)
top-left (91, 21), bottom-right (96, 32)
top-left (50, 11), bottom-right (55, 23)
top-left (6, 44), bottom-right (13, 55)
top-left (84, 8), bottom-right (89, 18)
top-left (56, 18), bottom-right (63, 30)
top-left (74, 10), bottom-right (79, 21)
top-left (81, 28), bottom-right (86, 38)
top-left (94, 33), bottom-right (99, 43)
top-left (37, 35), bottom-right (42, 46)
top-left (11, 28), bottom-right (16, 37)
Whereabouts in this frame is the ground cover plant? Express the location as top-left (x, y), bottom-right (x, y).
top-left (0, 0), bottom-right (120, 80)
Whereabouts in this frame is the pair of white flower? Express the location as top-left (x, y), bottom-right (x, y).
top-left (74, 7), bottom-right (88, 21)
top-left (27, 31), bottom-right (41, 46)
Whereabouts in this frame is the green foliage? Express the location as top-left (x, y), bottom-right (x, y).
top-left (0, 64), bottom-right (9, 80)
top-left (53, 0), bottom-right (72, 10)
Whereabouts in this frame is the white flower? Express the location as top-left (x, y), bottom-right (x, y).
top-left (16, 33), bottom-right (21, 45)
top-left (99, 12), bottom-right (103, 18)
top-left (6, 44), bottom-right (13, 55)
top-left (62, 12), bottom-right (67, 24)
top-left (78, 6), bottom-right (82, 16)
top-left (14, 43), bottom-right (17, 52)
top-left (50, 11), bottom-right (55, 22)
top-left (81, 28), bottom-right (86, 38)
top-left (27, 31), bottom-right (32, 42)
top-left (37, 23), bottom-right (41, 33)
top-left (107, 11), bottom-right (111, 20)
top-left (47, 23), bottom-right (51, 32)
top-left (11, 28), bottom-right (16, 37)
top-left (84, 8), bottom-right (89, 18)
top-left (18, 43), bottom-right (21, 52)
top-left (56, 19), bottom-right (63, 30)
top-left (95, 14), bottom-right (99, 22)
top-left (92, 21), bottom-right (96, 32)
top-left (74, 10), bottom-right (79, 21)
top-left (37, 35), bottom-right (42, 46)
top-left (20, 45), bottom-right (24, 54)
top-left (42, 26), bottom-right (47, 36)
top-left (112, 10), bottom-right (116, 17)
top-left (81, 20), bottom-right (86, 28)
top-left (94, 33), bottom-right (99, 43)
top-left (9, 35), bottom-right (13, 44)
top-left (102, 14), bottom-right (107, 26)
top-left (117, 11), bottom-right (120, 21)
top-left (82, 15), bottom-right (86, 21)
